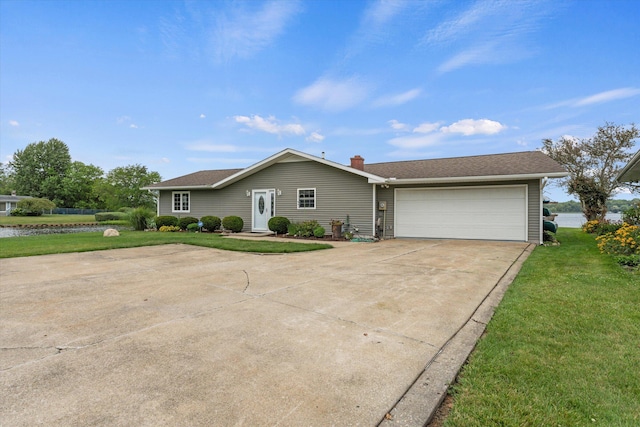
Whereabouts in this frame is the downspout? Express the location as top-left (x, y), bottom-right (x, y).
top-left (372, 184), bottom-right (376, 238)
top-left (539, 178), bottom-right (545, 245)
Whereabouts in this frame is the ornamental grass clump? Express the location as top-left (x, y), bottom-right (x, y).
top-left (159, 225), bottom-right (180, 232)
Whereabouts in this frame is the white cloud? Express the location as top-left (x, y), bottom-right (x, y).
top-left (387, 118), bottom-right (507, 149)
top-left (151, 157), bottom-right (171, 164)
top-left (573, 87), bottom-right (640, 106)
top-left (129, 124), bottom-right (138, 129)
top-left (306, 132), bottom-right (325, 143)
top-left (388, 133), bottom-right (445, 149)
top-left (199, 114), bottom-right (206, 119)
top-left (440, 119), bottom-right (506, 136)
top-left (426, 0), bottom-right (551, 73)
top-left (234, 114), bottom-right (305, 136)
top-left (413, 121), bottom-right (441, 134)
top-left (212, 1), bottom-right (302, 61)
top-left (186, 142), bottom-right (240, 152)
top-left (388, 119), bottom-right (408, 131)
top-left (292, 76), bottom-right (371, 112)
top-left (344, 0), bottom-right (411, 56)
top-left (373, 88), bottom-right (422, 107)
top-left (437, 42), bottom-right (498, 73)
top-left (9, 120), bottom-right (19, 127)
top-left (424, 0), bottom-right (504, 46)
top-left (543, 87), bottom-right (640, 110)
top-left (187, 157), bottom-right (256, 165)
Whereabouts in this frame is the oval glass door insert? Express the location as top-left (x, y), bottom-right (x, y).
top-left (258, 195), bottom-right (265, 214)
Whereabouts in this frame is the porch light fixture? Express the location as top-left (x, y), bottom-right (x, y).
top-left (277, 189), bottom-right (282, 196)
top-left (246, 190), bottom-right (250, 197)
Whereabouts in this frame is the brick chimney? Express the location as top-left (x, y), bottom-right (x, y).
top-left (350, 155), bottom-right (364, 171)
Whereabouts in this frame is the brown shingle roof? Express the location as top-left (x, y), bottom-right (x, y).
top-left (146, 168), bottom-right (243, 188)
top-left (363, 151), bottom-right (566, 179)
top-left (146, 151), bottom-right (566, 188)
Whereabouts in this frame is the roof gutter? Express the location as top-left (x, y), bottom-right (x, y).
top-left (140, 185), bottom-right (214, 191)
top-left (372, 171), bottom-right (569, 185)
top-left (616, 149), bottom-right (640, 183)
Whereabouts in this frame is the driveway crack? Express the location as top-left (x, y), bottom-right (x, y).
top-left (242, 270), bottom-right (250, 293)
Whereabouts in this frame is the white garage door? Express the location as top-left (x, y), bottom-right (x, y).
top-left (395, 186), bottom-right (527, 241)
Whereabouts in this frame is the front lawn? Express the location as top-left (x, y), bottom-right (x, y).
top-left (0, 214), bottom-right (99, 225)
top-left (0, 231), bottom-right (332, 258)
top-left (444, 228), bottom-right (639, 426)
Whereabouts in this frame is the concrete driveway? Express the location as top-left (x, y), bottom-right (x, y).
top-left (1, 238), bottom-right (531, 426)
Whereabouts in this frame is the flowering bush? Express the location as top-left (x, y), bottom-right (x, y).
top-left (159, 225), bottom-right (181, 232)
top-left (596, 223), bottom-right (640, 256)
top-left (582, 220), bottom-right (600, 233)
top-left (623, 205), bottom-right (640, 225)
top-left (582, 219), bottom-right (623, 236)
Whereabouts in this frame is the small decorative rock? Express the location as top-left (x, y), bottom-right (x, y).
top-left (103, 228), bottom-right (120, 237)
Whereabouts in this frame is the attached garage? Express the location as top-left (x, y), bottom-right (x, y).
top-left (394, 185), bottom-right (528, 241)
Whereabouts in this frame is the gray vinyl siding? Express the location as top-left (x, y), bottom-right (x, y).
top-left (158, 160), bottom-right (374, 234)
top-left (378, 179), bottom-right (542, 243)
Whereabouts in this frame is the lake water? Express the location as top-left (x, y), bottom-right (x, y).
top-left (0, 225), bottom-right (128, 238)
top-left (554, 213), bottom-right (623, 228)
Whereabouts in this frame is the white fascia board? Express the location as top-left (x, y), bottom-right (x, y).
top-left (617, 149), bottom-right (640, 182)
top-left (382, 171), bottom-right (568, 185)
top-left (212, 148), bottom-right (386, 188)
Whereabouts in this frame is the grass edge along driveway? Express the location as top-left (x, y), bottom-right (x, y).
top-left (0, 231), bottom-right (332, 258)
top-left (444, 228), bottom-right (639, 426)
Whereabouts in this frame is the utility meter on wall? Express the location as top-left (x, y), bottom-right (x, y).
top-left (378, 201), bottom-right (387, 211)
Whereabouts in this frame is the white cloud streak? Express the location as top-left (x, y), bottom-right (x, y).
top-left (388, 118), bottom-right (507, 148)
top-left (9, 120), bottom-right (19, 127)
top-left (373, 88), bottom-right (422, 107)
top-left (234, 115), bottom-right (305, 136)
top-left (186, 142), bottom-right (240, 153)
top-left (413, 122), bottom-right (441, 133)
top-left (212, 1), bottom-right (302, 62)
top-left (159, 1), bottom-right (302, 63)
top-left (292, 76), bottom-right (371, 111)
top-left (544, 87), bottom-right (640, 109)
top-left (425, 0), bottom-right (552, 73)
top-left (441, 119), bottom-right (506, 135)
top-left (388, 119), bottom-right (408, 130)
top-left (573, 87), bottom-right (640, 106)
top-left (306, 132), bottom-right (325, 143)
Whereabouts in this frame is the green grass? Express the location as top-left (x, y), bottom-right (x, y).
top-left (0, 214), bottom-right (99, 225)
top-left (0, 231), bottom-right (332, 258)
top-left (445, 228), bottom-right (640, 426)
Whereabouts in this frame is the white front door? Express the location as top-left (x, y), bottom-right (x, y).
top-left (252, 189), bottom-right (275, 232)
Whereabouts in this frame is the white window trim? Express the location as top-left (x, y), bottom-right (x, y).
top-left (172, 191), bottom-right (191, 213)
top-left (297, 187), bottom-right (316, 210)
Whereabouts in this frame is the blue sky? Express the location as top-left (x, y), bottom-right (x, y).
top-left (1, 0), bottom-right (639, 202)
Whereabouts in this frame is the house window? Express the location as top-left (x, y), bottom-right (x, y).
top-left (297, 188), bottom-right (316, 209)
top-left (172, 191), bottom-right (190, 212)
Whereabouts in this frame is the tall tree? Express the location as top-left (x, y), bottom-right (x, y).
top-left (542, 122), bottom-right (639, 221)
top-left (95, 164), bottom-right (161, 210)
top-left (59, 161), bottom-right (105, 208)
top-left (0, 162), bottom-right (16, 195)
top-left (9, 138), bottom-right (72, 204)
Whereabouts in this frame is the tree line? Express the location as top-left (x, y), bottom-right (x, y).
top-left (550, 199), bottom-right (640, 213)
top-left (0, 138), bottom-right (161, 210)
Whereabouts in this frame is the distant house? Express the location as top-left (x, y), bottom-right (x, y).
top-left (143, 148), bottom-right (568, 244)
top-left (617, 149), bottom-right (640, 184)
top-left (0, 192), bottom-right (31, 216)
